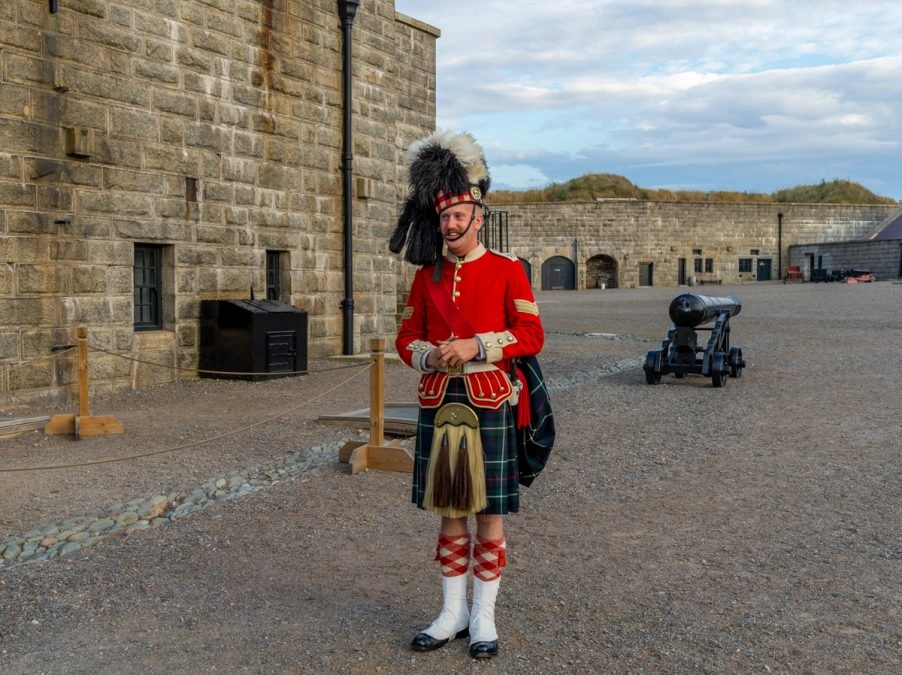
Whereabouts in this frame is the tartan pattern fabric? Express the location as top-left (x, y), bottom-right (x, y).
top-left (435, 533), bottom-right (471, 577)
top-left (512, 354), bottom-right (555, 487)
top-left (472, 536), bottom-right (507, 581)
top-left (413, 378), bottom-right (520, 515)
top-left (433, 188), bottom-right (478, 213)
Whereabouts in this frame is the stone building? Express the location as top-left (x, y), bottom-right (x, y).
top-left (1, 0), bottom-right (437, 404)
top-left (787, 211), bottom-right (902, 281)
top-left (493, 201), bottom-right (900, 290)
top-left (1, 2), bottom-right (898, 405)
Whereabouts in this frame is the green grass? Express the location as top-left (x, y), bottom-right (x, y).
top-left (489, 175), bottom-right (898, 205)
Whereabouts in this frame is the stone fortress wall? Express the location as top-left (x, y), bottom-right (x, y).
top-left (1, 1), bottom-right (436, 403)
top-left (495, 200), bottom-right (899, 289)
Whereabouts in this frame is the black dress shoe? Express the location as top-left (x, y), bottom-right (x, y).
top-left (410, 628), bottom-right (469, 652)
top-left (468, 640), bottom-right (499, 658)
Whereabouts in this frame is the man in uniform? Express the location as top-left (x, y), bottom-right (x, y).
top-left (390, 130), bottom-right (545, 659)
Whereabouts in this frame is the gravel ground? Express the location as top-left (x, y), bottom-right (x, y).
top-left (1, 282), bottom-right (900, 674)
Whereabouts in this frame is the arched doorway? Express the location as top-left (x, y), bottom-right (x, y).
top-left (586, 254), bottom-right (619, 289)
top-left (541, 256), bottom-right (576, 290)
top-left (518, 257), bottom-right (532, 285)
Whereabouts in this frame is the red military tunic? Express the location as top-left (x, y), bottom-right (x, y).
top-left (396, 244), bottom-right (544, 378)
top-left (396, 244), bottom-right (545, 514)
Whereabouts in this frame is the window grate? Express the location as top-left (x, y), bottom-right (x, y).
top-left (266, 251), bottom-right (281, 301)
top-left (134, 245), bottom-right (162, 330)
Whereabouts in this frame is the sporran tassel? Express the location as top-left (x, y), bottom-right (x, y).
top-left (433, 431), bottom-right (453, 508)
top-left (451, 435), bottom-right (472, 512)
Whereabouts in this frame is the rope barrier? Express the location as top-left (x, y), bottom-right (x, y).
top-left (0, 361), bottom-right (371, 473)
top-left (0, 343), bottom-right (381, 378)
top-left (87, 345), bottom-right (371, 376)
top-left (0, 346), bottom-right (76, 372)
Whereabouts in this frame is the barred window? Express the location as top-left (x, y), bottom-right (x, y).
top-left (266, 250), bottom-right (290, 301)
top-left (134, 245), bottom-right (162, 330)
top-left (266, 251), bottom-right (281, 300)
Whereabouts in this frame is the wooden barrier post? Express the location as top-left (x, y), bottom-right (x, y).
top-left (77, 324), bottom-right (90, 418)
top-left (44, 326), bottom-right (124, 439)
top-left (369, 334), bottom-right (385, 447)
top-left (338, 337), bottom-right (413, 474)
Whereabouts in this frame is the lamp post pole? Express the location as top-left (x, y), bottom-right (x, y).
top-left (338, 1), bottom-right (360, 355)
top-left (777, 212), bottom-right (783, 281)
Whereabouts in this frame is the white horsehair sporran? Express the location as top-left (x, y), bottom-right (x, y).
top-left (422, 402), bottom-right (487, 517)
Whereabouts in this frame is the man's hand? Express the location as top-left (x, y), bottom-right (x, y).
top-left (432, 336), bottom-right (480, 369)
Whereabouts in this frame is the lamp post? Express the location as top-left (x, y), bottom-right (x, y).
top-left (338, 1), bottom-right (360, 355)
top-left (777, 212), bottom-right (783, 281)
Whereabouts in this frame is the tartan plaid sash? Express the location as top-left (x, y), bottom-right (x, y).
top-left (510, 354), bottom-right (555, 487)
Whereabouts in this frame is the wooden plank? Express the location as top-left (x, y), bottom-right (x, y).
top-left (338, 440), bottom-right (366, 463)
top-left (75, 415), bottom-right (124, 437)
top-left (44, 414), bottom-right (76, 436)
top-left (340, 439), bottom-right (413, 474)
top-left (43, 414), bottom-right (123, 438)
top-left (347, 444), bottom-right (369, 475)
top-left (363, 444), bottom-right (414, 473)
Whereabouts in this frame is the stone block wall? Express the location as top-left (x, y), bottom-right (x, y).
top-left (495, 200), bottom-right (898, 289)
top-left (0, 1), bottom-right (437, 404)
top-left (789, 239), bottom-right (902, 281)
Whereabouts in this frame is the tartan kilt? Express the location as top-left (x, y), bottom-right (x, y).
top-left (413, 377), bottom-right (520, 515)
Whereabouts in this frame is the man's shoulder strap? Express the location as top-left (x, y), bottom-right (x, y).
top-left (488, 249), bottom-right (518, 262)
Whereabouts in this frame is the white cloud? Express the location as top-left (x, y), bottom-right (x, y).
top-left (394, 1), bottom-right (902, 197)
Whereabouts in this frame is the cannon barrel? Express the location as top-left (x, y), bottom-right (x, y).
top-left (668, 293), bottom-right (742, 328)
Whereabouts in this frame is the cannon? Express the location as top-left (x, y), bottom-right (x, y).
top-left (644, 293), bottom-right (746, 388)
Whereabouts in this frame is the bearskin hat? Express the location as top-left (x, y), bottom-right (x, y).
top-left (389, 130), bottom-right (491, 266)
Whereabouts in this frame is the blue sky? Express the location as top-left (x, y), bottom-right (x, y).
top-left (393, 1), bottom-right (902, 200)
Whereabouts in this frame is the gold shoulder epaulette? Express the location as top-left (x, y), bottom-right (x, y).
top-left (488, 249), bottom-right (519, 262)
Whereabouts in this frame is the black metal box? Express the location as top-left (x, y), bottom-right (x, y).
top-left (199, 299), bottom-right (308, 381)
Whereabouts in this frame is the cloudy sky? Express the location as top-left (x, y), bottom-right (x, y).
top-left (393, 1), bottom-right (902, 200)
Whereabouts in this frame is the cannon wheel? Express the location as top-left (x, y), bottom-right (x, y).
top-left (729, 347), bottom-right (744, 378)
top-left (711, 352), bottom-right (728, 388)
top-left (644, 351), bottom-right (662, 385)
